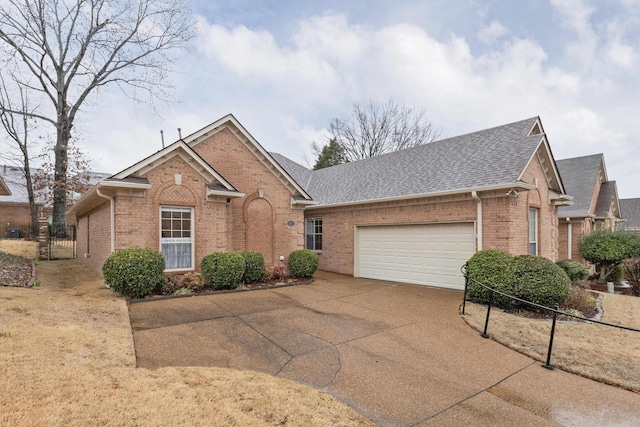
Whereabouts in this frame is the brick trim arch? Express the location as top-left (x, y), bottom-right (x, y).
top-left (243, 193), bottom-right (275, 265)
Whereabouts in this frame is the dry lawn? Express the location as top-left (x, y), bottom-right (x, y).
top-left (0, 239), bottom-right (39, 259)
top-left (463, 295), bottom-right (640, 392)
top-left (0, 242), bottom-right (372, 426)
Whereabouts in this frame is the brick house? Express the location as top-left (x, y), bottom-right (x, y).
top-left (555, 154), bottom-right (621, 263)
top-left (69, 114), bottom-right (572, 290)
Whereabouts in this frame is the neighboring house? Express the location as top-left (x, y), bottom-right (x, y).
top-left (69, 114), bottom-right (573, 290)
top-left (620, 198), bottom-right (640, 235)
top-left (0, 164), bottom-right (109, 238)
top-left (556, 154), bottom-right (621, 263)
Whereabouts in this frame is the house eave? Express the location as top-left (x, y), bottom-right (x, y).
top-left (206, 189), bottom-right (246, 199)
top-left (68, 180), bottom-right (152, 217)
top-left (305, 182), bottom-right (537, 211)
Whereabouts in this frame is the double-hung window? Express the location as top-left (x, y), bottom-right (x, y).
top-left (161, 206), bottom-right (194, 270)
top-left (305, 218), bottom-right (322, 251)
top-left (528, 208), bottom-right (538, 255)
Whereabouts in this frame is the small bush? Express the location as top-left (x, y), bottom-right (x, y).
top-left (102, 248), bottom-right (165, 298)
top-left (271, 265), bottom-right (286, 281)
top-left (240, 252), bottom-right (266, 283)
top-left (562, 285), bottom-right (597, 317)
top-left (623, 257), bottom-right (640, 296)
top-left (555, 259), bottom-right (590, 282)
top-left (288, 249), bottom-right (319, 278)
top-left (512, 255), bottom-right (571, 309)
top-left (465, 249), bottom-right (515, 307)
top-left (201, 252), bottom-right (245, 289)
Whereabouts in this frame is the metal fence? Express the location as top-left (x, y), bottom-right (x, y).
top-left (48, 224), bottom-right (76, 260)
top-left (461, 264), bottom-right (640, 370)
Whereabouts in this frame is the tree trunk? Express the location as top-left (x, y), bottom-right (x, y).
top-left (52, 119), bottom-right (71, 233)
top-left (23, 158), bottom-right (38, 240)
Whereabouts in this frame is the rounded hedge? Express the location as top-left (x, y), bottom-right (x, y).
top-left (555, 259), bottom-right (590, 282)
top-left (240, 252), bottom-right (266, 283)
top-left (513, 255), bottom-right (571, 309)
top-left (465, 249), bottom-right (515, 307)
top-left (288, 249), bottom-right (319, 278)
top-left (200, 252), bottom-right (246, 289)
top-left (102, 248), bottom-right (165, 298)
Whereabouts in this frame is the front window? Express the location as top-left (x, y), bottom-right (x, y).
top-left (306, 218), bottom-right (322, 251)
top-left (529, 208), bottom-right (538, 255)
top-left (161, 206), bottom-right (194, 270)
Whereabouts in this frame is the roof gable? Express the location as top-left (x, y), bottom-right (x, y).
top-left (0, 175), bottom-right (11, 196)
top-left (556, 154), bottom-right (606, 218)
top-left (111, 140), bottom-right (237, 191)
top-left (184, 114), bottom-right (312, 200)
top-left (276, 117), bottom-right (560, 207)
top-left (594, 181), bottom-right (621, 219)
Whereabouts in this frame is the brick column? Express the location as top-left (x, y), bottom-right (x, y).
top-left (38, 207), bottom-right (49, 261)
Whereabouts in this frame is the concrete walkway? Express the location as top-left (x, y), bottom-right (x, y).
top-left (129, 271), bottom-right (640, 426)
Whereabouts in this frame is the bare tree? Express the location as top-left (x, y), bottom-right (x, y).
top-left (0, 74), bottom-right (40, 238)
top-left (0, 0), bottom-right (195, 229)
top-left (327, 99), bottom-right (441, 162)
top-left (33, 137), bottom-right (92, 208)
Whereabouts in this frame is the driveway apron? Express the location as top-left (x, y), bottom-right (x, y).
top-left (129, 272), bottom-right (640, 426)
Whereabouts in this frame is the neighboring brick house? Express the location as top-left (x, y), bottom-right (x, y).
top-left (69, 114), bottom-right (573, 290)
top-left (0, 165), bottom-right (109, 238)
top-left (68, 115), bottom-right (315, 274)
top-left (555, 154), bottom-right (621, 263)
top-left (620, 198), bottom-right (640, 235)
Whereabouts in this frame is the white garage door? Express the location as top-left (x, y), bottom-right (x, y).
top-left (356, 223), bottom-right (475, 290)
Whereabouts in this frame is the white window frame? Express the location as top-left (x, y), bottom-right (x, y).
top-left (305, 218), bottom-right (323, 251)
top-left (160, 206), bottom-right (195, 271)
top-left (529, 207), bottom-right (538, 255)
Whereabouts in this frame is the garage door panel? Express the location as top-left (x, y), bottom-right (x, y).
top-left (357, 223), bottom-right (475, 290)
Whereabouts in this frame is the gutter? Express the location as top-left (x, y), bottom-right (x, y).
top-left (305, 182), bottom-right (537, 211)
top-left (96, 188), bottom-right (115, 254)
top-left (566, 218), bottom-right (572, 259)
top-left (472, 191), bottom-right (483, 250)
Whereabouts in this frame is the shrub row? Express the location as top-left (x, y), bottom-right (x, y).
top-left (103, 248), bottom-right (319, 298)
top-left (466, 250), bottom-right (571, 309)
top-left (555, 259), bottom-right (589, 282)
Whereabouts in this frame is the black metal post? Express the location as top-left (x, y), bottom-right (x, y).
top-left (543, 311), bottom-right (558, 370)
top-left (481, 291), bottom-right (493, 338)
top-left (462, 268), bottom-right (468, 315)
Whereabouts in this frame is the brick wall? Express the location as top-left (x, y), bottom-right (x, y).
top-left (76, 201), bottom-right (111, 274)
top-left (190, 126), bottom-right (304, 265)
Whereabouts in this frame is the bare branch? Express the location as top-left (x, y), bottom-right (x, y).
top-left (327, 98), bottom-right (441, 162)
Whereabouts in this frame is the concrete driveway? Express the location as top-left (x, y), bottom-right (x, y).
top-left (129, 271), bottom-right (640, 426)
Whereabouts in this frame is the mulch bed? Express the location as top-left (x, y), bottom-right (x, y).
top-left (0, 251), bottom-right (36, 287)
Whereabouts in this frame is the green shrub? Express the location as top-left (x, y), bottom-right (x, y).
top-left (102, 248), bottom-right (165, 298)
top-left (288, 249), bottom-right (319, 278)
top-left (465, 249), bottom-right (515, 307)
top-left (580, 229), bottom-right (640, 282)
top-left (240, 252), bottom-right (266, 283)
top-left (512, 255), bottom-right (571, 309)
top-left (200, 252), bottom-right (245, 289)
top-left (555, 259), bottom-right (590, 282)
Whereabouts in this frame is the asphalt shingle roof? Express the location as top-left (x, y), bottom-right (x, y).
top-left (556, 154), bottom-right (603, 218)
top-left (620, 198), bottom-right (640, 230)
top-left (273, 117), bottom-right (546, 206)
top-left (594, 181), bottom-right (616, 218)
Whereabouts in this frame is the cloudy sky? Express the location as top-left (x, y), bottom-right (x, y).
top-left (73, 0), bottom-right (639, 198)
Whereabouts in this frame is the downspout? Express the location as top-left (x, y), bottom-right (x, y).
top-left (472, 191), bottom-right (482, 250)
top-left (96, 188), bottom-right (116, 253)
top-left (566, 218), bottom-right (572, 259)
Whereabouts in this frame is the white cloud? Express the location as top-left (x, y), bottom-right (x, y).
top-left (75, 6), bottom-right (640, 199)
top-left (477, 20), bottom-right (508, 45)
